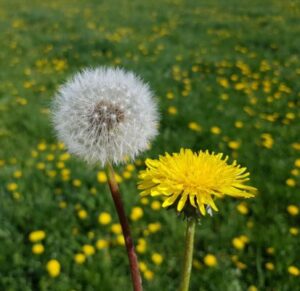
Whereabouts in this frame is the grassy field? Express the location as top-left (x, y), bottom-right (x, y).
top-left (0, 0), bottom-right (300, 290)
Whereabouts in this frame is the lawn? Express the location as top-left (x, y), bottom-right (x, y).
top-left (0, 0), bottom-right (300, 290)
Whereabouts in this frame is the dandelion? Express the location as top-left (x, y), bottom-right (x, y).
top-left (96, 239), bottom-right (109, 250)
top-left (151, 253), bottom-right (163, 265)
top-left (97, 171), bottom-right (107, 183)
top-left (288, 265), bottom-right (300, 276)
top-left (52, 67), bottom-right (158, 165)
top-left (52, 67), bottom-right (158, 291)
top-left (138, 149), bottom-right (256, 216)
top-left (203, 254), bottom-right (217, 267)
top-left (29, 230), bottom-right (46, 242)
top-left (46, 259), bottom-right (61, 278)
top-left (265, 262), bottom-right (275, 271)
top-left (130, 207), bottom-right (144, 221)
top-left (98, 212), bottom-right (112, 225)
top-left (287, 205), bottom-right (299, 216)
top-left (74, 253), bottom-right (86, 264)
top-left (32, 243), bottom-right (44, 255)
top-left (138, 148), bottom-right (256, 291)
top-left (82, 245), bottom-right (95, 256)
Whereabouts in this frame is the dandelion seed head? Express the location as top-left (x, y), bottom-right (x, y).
top-left (52, 67), bottom-right (159, 165)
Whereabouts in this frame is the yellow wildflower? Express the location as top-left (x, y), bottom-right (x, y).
top-left (287, 205), bottom-right (299, 216)
top-left (203, 254), bottom-right (217, 267)
top-left (130, 207), bottom-right (144, 221)
top-left (82, 245), bottom-right (95, 256)
top-left (29, 230), bottom-right (46, 242)
top-left (288, 266), bottom-right (300, 276)
top-left (46, 259), bottom-right (61, 277)
top-left (151, 253), bottom-right (163, 265)
top-left (97, 171), bottom-right (107, 183)
top-left (111, 223), bottom-right (122, 234)
top-left (210, 126), bottom-right (221, 135)
top-left (286, 178), bottom-right (296, 187)
top-left (151, 201), bottom-right (161, 211)
top-left (188, 122), bottom-right (202, 132)
top-left (74, 253), bottom-right (86, 264)
top-left (168, 106), bottom-right (177, 115)
top-left (32, 244), bottom-right (44, 255)
top-left (265, 262), bottom-right (274, 271)
top-left (144, 270), bottom-right (154, 280)
top-left (138, 149), bottom-right (256, 215)
top-left (96, 239), bottom-right (109, 250)
top-left (7, 183), bottom-right (18, 192)
top-left (98, 212), bottom-right (112, 225)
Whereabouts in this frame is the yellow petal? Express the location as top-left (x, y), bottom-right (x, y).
top-left (162, 193), bottom-right (180, 208)
top-left (177, 194), bottom-right (188, 212)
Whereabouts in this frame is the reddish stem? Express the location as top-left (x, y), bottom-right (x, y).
top-left (106, 163), bottom-right (143, 291)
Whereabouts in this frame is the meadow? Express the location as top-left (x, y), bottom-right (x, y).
top-left (0, 0), bottom-right (300, 290)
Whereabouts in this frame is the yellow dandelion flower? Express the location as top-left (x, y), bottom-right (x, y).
top-left (46, 259), bottom-right (61, 277)
top-left (78, 209), bottom-right (88, 220)
top-left (287, 205), bottom-right (299, 216)
top-left (288, 265), bottom-right (300, 276)
top-left (286, 178), bottom-right (296, 187)
top-left (148, 222), bottom-right (161, 233)
top-left (188, 122), bottom-right (202, 132)
top-left (116, 234), bottom-right (125, 246)
top-left (97, 171), bottom-right (107, 183)
top-left (126, 164), bottom-right (135, 172)
top-left (98, 212), bottom-right (112, 225)
top-left (203, 254), bottom-right (217, 267)
top-left (29, 230), bottom-right (46, 242)
top-left (130, 207), bottom-right (144, 221)
top-left (32, 243), bottom-right (44, 255)
top-left (144, 270), bottom-right (154, 281)
top-left (138, 149), bottom-right (256, 215)
top-left (236, 202), bottom-right (249, 215)
top-left (37, 143), bottom-right (47, 151)
top-left (72, 179), bottom-right (82, 187)
top-left (123, 171), bottom-right (132, 179)
top-left (111, 223), bottom-right (122, 234)
top-left (74, 253), bottom-right (86, 264)
top-left (96, 239), bottom-right (109, 250)
top-left (82, 244), bottom-right (95, 256)
top-left (7, 183), bottom-right (18, 192)
top-left (289, 227), bottom-right (299, 236)
top-left (232, 237), bottom-right (245, 250)
top-left (210, 126), bottom-right (221, 135)
top-left (168, 106), bottom-right (177, 115)
top-left (228, 141), bottom-right (241, 150)
top-left (139, 261), bottom-right (148, 272)
top-left (151, 253), bottom-right (163, 265)
top-left (265, 262), bottom-right (275, 271)
top-left (13, 170), bottom-right (22, 178)
top-left (136, 238), bottom-right (147, 254)
top-left (151, 200), bottom-right (161, 211)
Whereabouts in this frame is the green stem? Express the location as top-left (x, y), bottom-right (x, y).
top-left (105, 162), bottom-right (143, 291)
top-left (179, 218), bottom-right (196, 291)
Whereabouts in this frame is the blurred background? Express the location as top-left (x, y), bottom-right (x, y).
top-left (0, 0), bottom-right (299, 290)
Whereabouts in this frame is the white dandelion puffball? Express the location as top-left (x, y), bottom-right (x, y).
top-left (52, 67), bottom-right (159, 165)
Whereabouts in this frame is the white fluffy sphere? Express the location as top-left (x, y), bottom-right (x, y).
top-left (52, 67), bottom-right (159, 165)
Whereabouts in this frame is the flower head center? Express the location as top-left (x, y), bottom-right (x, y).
top-left (88, 100), bottom-right (125, 132)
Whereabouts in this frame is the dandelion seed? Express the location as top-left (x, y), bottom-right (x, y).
top-left (52, 67), bottom-right (159, 165)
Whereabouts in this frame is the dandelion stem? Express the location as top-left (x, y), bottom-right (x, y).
top-left (106, 162), bottom-right (143, 291)
top-left (179, 218), bottom-right (196, 291)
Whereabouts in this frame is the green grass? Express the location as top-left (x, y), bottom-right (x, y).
top-left (0, 0), bottom-right (300, 290)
